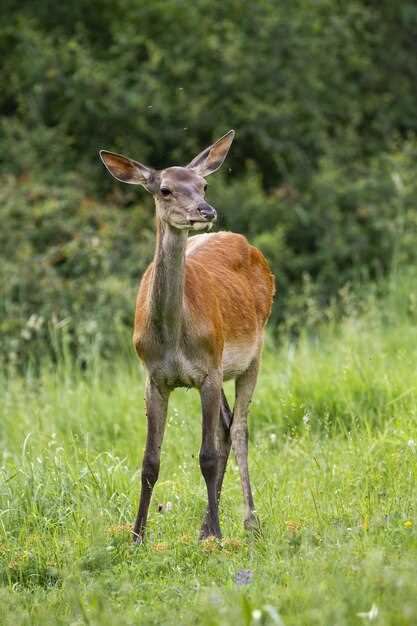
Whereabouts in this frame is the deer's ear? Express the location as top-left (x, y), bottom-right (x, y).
top-left (187, 130), bottom-right (235, 177)
top-left (99, 150), bottom-right (156, 191)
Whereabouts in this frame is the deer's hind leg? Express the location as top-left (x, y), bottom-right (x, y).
top-left (200, 389), bottom-right (233, 539)
top-left (231, 356), bottom-right (260, 531)
top-left (199, 375), bottom-right (223, 540)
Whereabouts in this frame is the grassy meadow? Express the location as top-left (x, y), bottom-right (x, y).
top-left (1, 273), bottom-right (417, 626)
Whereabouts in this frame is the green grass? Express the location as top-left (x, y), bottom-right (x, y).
top-left (1, 275), bottom-right (417, 625)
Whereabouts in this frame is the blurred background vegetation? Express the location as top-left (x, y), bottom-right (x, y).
top-left (1, 0), bottom-right (417, 367)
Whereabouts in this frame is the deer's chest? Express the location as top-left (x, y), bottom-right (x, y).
top-left (135, 334), bottom-right (210, 389)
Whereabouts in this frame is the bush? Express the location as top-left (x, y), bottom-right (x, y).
top-left (1, 1), bottom-right (417, 364)
top-left (213, 142), bottom-right (417, 330)
top-left (1, 141), bottom-right (416, 366)
top-left (2, 1), bottom-right (417, 190)
top-left (0, 173), bottom-right (154, 366)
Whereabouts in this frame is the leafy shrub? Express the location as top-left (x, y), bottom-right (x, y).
top-left (1, 141), bottom-right (417, 366)
top-left (0, 173), bottom-right (154, 366)
top-left (1, 1), bottom-right (417, 364)
top-left (213, 143), bottom-right (417, 330)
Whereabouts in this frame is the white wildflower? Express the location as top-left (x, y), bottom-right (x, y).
top-left (263, 604), bottom-right (286, 625)
top-left (392, 172), bottom-right (404, 195)
top-left (357, 604), bottom-right (379, 621)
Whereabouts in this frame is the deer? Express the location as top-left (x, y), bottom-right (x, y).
top-left (99, 130), bottom-right (275, 543)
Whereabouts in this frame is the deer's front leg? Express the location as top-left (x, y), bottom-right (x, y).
top-left (199, 375), bottom-right (222, 540)
top-left (133, 379), bottom-right (169, 543)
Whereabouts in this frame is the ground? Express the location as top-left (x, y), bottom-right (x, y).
top-left (0, 280), bottom-right (416, 626)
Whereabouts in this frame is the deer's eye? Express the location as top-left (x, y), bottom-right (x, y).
top-left (160, 187), bottom-right (172, 197)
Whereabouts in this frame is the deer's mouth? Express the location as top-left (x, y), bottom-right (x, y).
top-left (170, 219), bottom-right (213, 231)
top-left (170, 214), bottom-right (215, 230)
top-left (188, 220), bottom-right (214, 231)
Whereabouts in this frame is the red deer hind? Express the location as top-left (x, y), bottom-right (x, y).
top-left (99, 130), bottom-right (275, 542)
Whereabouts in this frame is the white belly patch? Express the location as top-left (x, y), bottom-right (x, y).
top-left (222, 342), bottom-right (257, 380)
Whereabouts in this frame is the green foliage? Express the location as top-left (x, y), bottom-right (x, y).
top-left (2, 142), bottom-right (417, 365)
top-left (0, 275), bottom-right (416, 624)
top-left (1, 0), bottom-right (417, 362)
top-left (2, 0), bottom-right (417, 186)
top-left (213, 143), bottom-right (417, 330)
top-left (0, 173), bottom-right (155, 365)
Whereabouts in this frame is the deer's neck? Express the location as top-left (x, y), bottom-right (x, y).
top-left (148, 218), bottom-right (188, 344)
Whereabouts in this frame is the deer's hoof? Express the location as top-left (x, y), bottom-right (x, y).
top-left (199, 525), bottom-right (222, 541)
top-left (244, 513), bottom-right (261, 535)
top-left (132, 529), bottom-right (145, 545)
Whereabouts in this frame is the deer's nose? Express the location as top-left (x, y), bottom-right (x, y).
top-left (198, 202), bottom-right (217, 221)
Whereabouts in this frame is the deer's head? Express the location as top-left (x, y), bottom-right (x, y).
top-left (100, 130), bottom-right (235, 232)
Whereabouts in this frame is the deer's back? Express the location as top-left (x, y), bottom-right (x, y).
top-left (185, 231), bottom-right (275, 339)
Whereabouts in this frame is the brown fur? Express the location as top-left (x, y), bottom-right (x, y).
top-left (134, 231), bottom-right (275, 374)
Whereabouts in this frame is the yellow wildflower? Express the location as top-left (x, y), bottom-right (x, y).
top-left (152, 542), bottom-right (169, 552)
top-left (223, 537), bottom-right (243, 552)
top-left (200, 536), bottom-right (219, 553)
top-left (286, 520), bottom-right (302, 534)
top-left (107, 523), bottom-right (132, 536)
